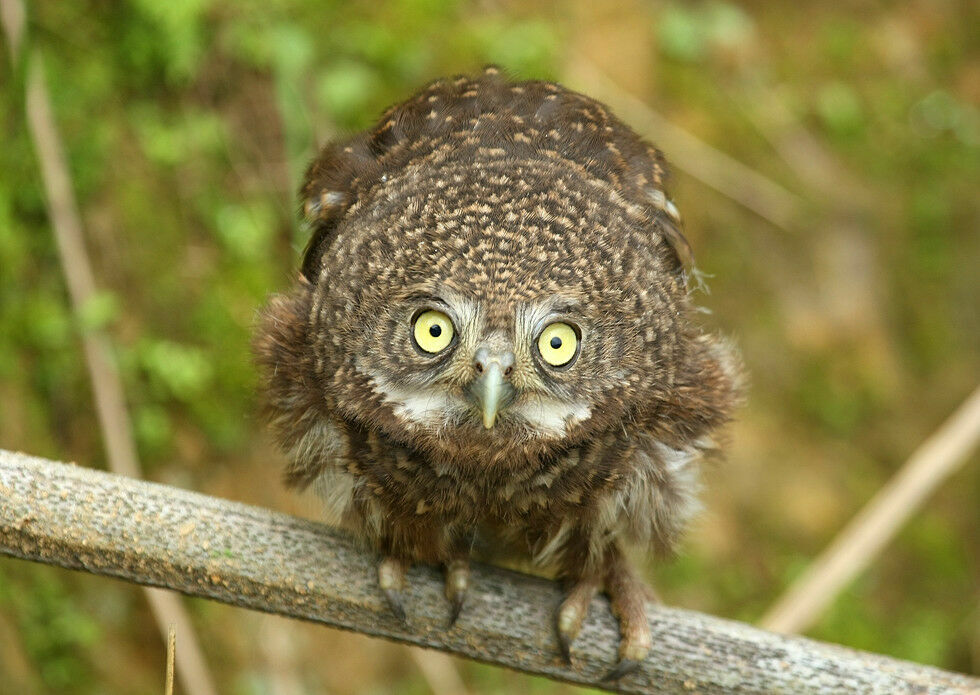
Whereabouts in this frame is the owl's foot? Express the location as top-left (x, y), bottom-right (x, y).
top-left (443, 558), bottom-right (470, 626)
top-left (378, 556), bottom-right (408, 623)
top-left (600, 553), bottom-right (652, 682)
top-left (556, 575), bottom-right (601, 663)
top-left (556, 547), bottom-right (653, 680)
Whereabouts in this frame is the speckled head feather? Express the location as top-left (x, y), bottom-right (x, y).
top-left (255, 67), bottom-right (741, 674)
top-left (300, 67), bottom-right (689, 281)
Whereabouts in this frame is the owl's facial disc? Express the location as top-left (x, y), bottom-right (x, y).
top-left (468, 346), bottom-right (516, 428)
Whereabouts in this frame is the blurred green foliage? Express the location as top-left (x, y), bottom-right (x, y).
top-left (0, 566), bottom-right (101, 691)
top-left (0, 0), bottom-right (977, 692)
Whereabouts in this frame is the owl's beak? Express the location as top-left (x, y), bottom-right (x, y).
top-left (470, 348), bottom-right (516, 429)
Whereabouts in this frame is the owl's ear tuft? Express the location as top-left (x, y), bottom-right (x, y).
top-left (300, 138), bottom-right (380, 281)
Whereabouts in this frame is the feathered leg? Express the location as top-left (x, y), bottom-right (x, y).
top-left (444, 557), bottom-right (470, 626)
top-left (601, 546), bottom-right (653, 681)
top-left (556, 572), bottom-right (601, 663)
top-left (374, 517), bottom-right (472, 626)
top-left (555, 537), bottom-right (654, 680)
top-left (377, 555), bottom-right (408, 623)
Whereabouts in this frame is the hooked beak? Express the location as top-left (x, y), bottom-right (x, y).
top-left (469, 349), bottom-right (516, 429)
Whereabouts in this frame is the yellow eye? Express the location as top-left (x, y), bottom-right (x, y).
top-left (413, 310), bottom-right (455, 354)
top-left (537, 322), bottom-right (578, 367)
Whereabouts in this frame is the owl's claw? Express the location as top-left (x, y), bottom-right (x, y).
top-left (557, 631), bottom-right (573, 664)
top-left (383, 587), bottom-right (408, 623)
top-left (444, 559), bottom-right (470, 627)
top-left (557, 547), bottom-right (652, 680)
top-left (555, 576), bottom-right (600, 664)
top-left (378, 556), bottom-right (408, 624)
top-left (449, 595), bottom-right (464, 626)
top-left (601, 658), bottom-right (642, 682)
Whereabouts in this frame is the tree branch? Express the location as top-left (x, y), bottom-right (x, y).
top-left (761, 383), bottom-right (980, 634)
top-left (1, 449), bottom-right (976, 694)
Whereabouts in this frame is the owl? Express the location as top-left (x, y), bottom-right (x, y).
top-left (255, 67), bottom-right (740, 680)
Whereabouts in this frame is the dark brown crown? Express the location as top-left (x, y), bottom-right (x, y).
top-left (299, 67), bottom-right (689, 281)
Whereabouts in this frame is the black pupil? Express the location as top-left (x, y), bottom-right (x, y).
top-left (550, 336), bottom-right (562, 349)
top-left (429, 324), bottom-right (442, 338)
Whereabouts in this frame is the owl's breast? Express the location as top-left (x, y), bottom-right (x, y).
top-left (350, 425), bottom-right (624, 530)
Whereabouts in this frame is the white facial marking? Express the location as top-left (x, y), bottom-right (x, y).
top-left (367, 370), bottom-right (467, 428)
top-left (510, 395), bottom-right (591, 437)
top-left (391, 388), bottom-right (457, 425)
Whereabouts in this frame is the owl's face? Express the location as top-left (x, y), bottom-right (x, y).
top-left (310, 159), bottom-right (687, 465)
top-left (350, 287), bottom-right (598, 441)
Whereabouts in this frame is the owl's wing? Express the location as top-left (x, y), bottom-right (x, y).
top-left (253, 279), bottom-right (350, 490)
top-left (601, 431), bottom-right (706, 557)
top-left (299, 138), bottom-right (381, 281)
top-left (608, 333), bottom-right (742, 555)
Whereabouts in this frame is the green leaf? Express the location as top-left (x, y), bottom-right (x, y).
top-left (316, 62), bottom-right (382, 128)
top-left (136, 405), bottom-right (173, 456)
top-left (816, 81), bottom-right (864, 137)
top-left (77, 291), bottom-right (121, 333)
top-left (658, 6), bottom-right (708, 63)
top-left (214, 201), bottom-right (276, 261)
top-left (139, 339), bottom-right (214, 401)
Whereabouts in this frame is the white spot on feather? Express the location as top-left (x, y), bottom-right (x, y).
top-left (533, 519), bottom-right (574, 566)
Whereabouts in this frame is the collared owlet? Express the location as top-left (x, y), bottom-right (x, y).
top-left (255, 67), bottom-right (741, 680)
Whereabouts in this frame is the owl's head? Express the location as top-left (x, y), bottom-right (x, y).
top-left (260, 70), bottom-right (726, 473)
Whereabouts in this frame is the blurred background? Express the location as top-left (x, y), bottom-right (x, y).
top-left (1, 1), bottom-right (977, 693)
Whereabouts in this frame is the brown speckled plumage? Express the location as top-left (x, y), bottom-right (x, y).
top-left (255, 67), bottom-right (741, 677)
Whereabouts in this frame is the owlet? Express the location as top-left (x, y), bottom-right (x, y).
top-left (255, 67), bottom-right (741, 680)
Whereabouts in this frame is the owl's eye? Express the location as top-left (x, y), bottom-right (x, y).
top-left (413, 310), bottom-right (455, 354)
top-left (537, 322), bottom-right (579, 368)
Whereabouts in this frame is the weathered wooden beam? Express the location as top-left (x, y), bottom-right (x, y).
top-left (0, 449), bottom-right (975, 694)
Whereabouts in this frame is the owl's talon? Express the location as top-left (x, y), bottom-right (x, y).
top-left (555, 575), bottom-right (600, 664)
top-left (444, 559), bottom-right (470, 627)
top-left (449, 594), bottom-right (465, 627)
top-left (378, 557), bottom-right (408, 623)
top-left (383, 587), bottom-right (408, 623)
top-left (557, 632), bottom-right (573, 665)
top-left (601, 658), bottom-right (641, 682)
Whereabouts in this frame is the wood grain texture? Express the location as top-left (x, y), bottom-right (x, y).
top-left (0, 449), bottom-right (976, 694)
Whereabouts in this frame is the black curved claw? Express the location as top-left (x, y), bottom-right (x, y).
top-left (382, 588), bottom-right (407, 624)
top-left (557, 633), bottom-right (573, 665)
top-left (601, 658), bottom-right (641, 682)
top-left (449, 593), bottom-right (466, 627)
